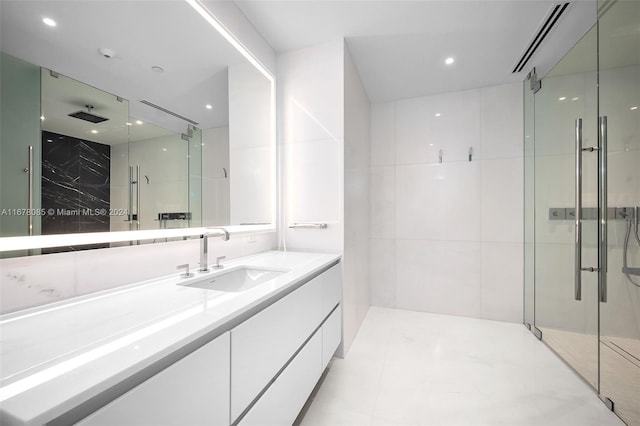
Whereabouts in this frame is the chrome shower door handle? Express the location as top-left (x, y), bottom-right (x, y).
top-left (27, 145), bottom-right (34, 236)
top-left (599, 116), bottom-right (608, 303)
top-left (575, 118), bottom-right (583, 301)
top-left (135, 165), bottom-right (141, 230)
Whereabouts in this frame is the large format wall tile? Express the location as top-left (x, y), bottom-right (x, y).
top-left (396, 239), bottom-right (481, 318)
top-left (370, 166), bottom-right (395, 239)
top-left (370, 238), bottom-right (396, 308)
top-left (481, 157), bottom-right (523, 243)
top-left (480, 242), bottom-right (523, 322)
top-left (370, 82), bottom-right (524, 320)
top-left (370, 103), bottom-right (396, 166)
top-left (396, 162), bottom-right (481, 242)
top-left (480, 83), bottom-right (523, 160)
top-left (396, 89), bottom-right (480, 165)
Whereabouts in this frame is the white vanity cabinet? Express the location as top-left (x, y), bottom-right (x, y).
top-left (76, 332), bottom-right (231, 426)
top-left (74, 261), bottom-right (342, 426)
top-left (231, 264), bottom-right (341, 422)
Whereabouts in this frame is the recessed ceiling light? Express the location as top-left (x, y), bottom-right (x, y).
top-left (162, 148), bottom-right (167, 152)
top-left (136, 120), bottom-right (143, 125)
top-left (40, 115), bottom-right (45, 120)
top-left (42, 17), bottom-right (56, 27)
top-left (445, 57), bottom-right (454, 65)
top-left (91, 130), bottom-right (98, 134)
top-left (558, 97), bottom-right (566, 101)
top-left (151, 65), bottom-right (164, 73)
top-left (631, 106), bottom-right (638, 110)
top-left (205, 104), bottom-right (213, 110)
top-left (435, 113), bottom-right (441, 117)
top-left (125, 122), bottom-right (132, 126)
top-left (572, 97), bottom-right (580, 101)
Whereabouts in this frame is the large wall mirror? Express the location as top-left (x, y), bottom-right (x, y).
top-left (0, 0), bottom-right (275, 255)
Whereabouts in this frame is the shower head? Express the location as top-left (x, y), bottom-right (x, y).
top-left (68, 105), bottom-right (108, 123)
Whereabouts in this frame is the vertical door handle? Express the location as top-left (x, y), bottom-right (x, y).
top-left (599, 116), bottom-right (608, 303)
top-left (135, 165), bottom-right (141, 230)
top-left (27, 145), bottom-right (34, 237)
top-left (575, 118), bottom-right (583, 301)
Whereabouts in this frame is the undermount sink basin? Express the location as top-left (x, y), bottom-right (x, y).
top-left (181, 267), bottom-right (287, 292)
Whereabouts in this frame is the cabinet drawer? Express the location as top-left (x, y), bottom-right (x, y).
top-left (321, 264), bottom-right (342, 317)
top-left (322, 305), bottom-right (341, 370)
top-left (77, 332), bottom-right (230, 426)
top-left (230, 267), bottom-right (337, 421)
top-left (238, 331), bottom-right (322, 426)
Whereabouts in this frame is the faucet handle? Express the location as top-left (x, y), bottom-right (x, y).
top-left (214, 256), bottom-right (226, 269)
top-left (177, 263), bottom-right (194, 278)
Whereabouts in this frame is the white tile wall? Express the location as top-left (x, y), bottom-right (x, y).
top-left (370, 103), bottom-right (395, 167)
top-left (369, 82), bottom-right (524, 322)
top-left (396, 239), bottom-right (482, 318)
top-left (278, 41), bottom-right (371, 354)
top-left (369, 166), bottom-right (395, 239)
top-left (279, 40), bottom-right (345, 252)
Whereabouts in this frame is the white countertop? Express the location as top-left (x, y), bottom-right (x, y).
top-left (0, 250), bottom-right (340, 425)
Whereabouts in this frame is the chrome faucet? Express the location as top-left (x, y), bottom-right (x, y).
top-left (199, 228), bottom-right (230, 273)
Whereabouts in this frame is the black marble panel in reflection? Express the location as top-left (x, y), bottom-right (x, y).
top-left (41, 131), bottom-right (111, 249)
top-left (79, 140), bottom-right (110, 185)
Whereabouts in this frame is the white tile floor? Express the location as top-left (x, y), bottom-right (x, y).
top-left (299, 307), bottom-right (625, 426)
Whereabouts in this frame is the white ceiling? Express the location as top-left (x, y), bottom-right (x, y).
top-left (235, 0), bottom-right (597, 102)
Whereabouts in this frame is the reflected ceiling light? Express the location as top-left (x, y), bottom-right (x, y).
top-left (429, 143), bottom-right (434, 147)
top-left (445, 57), bottom-right (454, 65)
top-left (125, 122), bottom-right (132, 126)
top-left (136, 120), bottom-right (143, 125)
top-left (558, 97), bottom-right (566, 101)
top-left (162, 148), bottom-right (167, 152)
top-left (46, 139), bottom-right (53, 143)
top-left (572, 97), bottom-right (579, 101)
top-left (435, 113), bottom-right (441, 117)
top-left (42, 17), bottom-right (56, 27)
top-left (40, 115), bottom-right (45, 120)
top-left (631, 106), bottom-right (638, 110)
top-left (91, 130), bottom-right (98, 134)
top-left (205, 104), bottom-right (213, 110)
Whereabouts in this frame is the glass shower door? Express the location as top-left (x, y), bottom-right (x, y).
top-left (533, 24), bottom-right (600, 388)
top-left (598, 0), bottom-right (640, 423)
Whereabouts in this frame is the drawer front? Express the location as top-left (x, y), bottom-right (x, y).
top-left (231, 267), bottom-right (335, 420)
top-left (321, 264), bottom-right (342, 317)
top-left (238, 331), bottom-right (322, 426)
top-left (322, 305), bottom-right (342, 370)
top-left (77, 332), bottom-right (231, 426)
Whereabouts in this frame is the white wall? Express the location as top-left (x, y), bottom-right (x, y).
top-left (228, 62), bottom-right (273, 225)
top-left (343, 46), bottom-right (371, 351)
top-left (278, 40), bottom-right (371, 353)
top-left (202, 127), bottom-right (230, 227)
top-left (279, 41), bottom-right (345, 252)
top-left (369, 83), bottom-right (524, 323)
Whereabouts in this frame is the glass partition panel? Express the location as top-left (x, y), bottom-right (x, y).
top-left (533, 24), bottom-right (599, 389)
top-left (598, 0), bottom-right (640, 423)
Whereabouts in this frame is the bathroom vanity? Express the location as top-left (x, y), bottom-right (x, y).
top-left (0, 251), bottom-right (342, 425)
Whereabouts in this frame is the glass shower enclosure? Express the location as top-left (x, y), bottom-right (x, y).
top-left (523, 1), bottom-right (639, 425)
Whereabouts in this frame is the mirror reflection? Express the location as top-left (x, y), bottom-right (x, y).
top-left (0, 0), bottom-right (274, 253)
